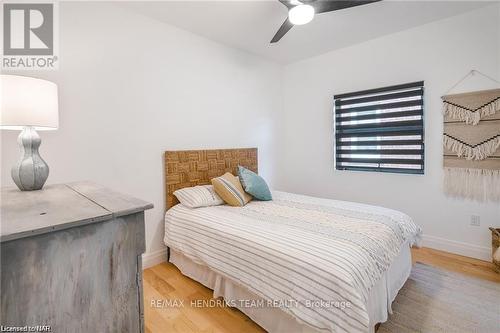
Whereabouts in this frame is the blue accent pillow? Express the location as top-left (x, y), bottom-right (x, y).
top-left (238, 166), bottom-right (272, 201)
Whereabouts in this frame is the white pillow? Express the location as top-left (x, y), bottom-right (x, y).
top-left (173, 185), bottom-right (224, 208)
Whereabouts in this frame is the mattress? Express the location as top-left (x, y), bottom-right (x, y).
top-left (164, 191), bottom-right (421, 333)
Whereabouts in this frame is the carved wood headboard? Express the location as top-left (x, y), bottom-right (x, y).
top-left (164, 148), bottom-right (258, 209)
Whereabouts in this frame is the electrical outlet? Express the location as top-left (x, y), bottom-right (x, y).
top-left (470, 215), bottom-right (481, 226)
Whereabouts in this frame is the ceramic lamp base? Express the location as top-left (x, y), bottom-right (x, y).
top-left (11, 126), bottom-right (49, 191)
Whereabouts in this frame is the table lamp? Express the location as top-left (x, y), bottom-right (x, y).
top-left (1, 75), bottom-right (59, 191)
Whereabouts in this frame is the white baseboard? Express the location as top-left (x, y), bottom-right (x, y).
top-left (142, 248), bottom-right (168, 269)
top-left (422, 234), bottom-right (491, 261)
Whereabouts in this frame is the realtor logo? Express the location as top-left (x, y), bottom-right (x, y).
top-left (4, 3), bottom-right (53, 55)
top-left (2, 1), bottom-right (59, 70)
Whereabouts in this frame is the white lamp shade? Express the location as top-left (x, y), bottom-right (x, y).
top-left (1, 75), bottom-right (59, 130)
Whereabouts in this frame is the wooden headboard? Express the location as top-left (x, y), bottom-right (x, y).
top-left (164, 148), bottom-right (258, 209)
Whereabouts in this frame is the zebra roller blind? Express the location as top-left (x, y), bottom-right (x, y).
top-left (334, 81), bottom-right (425, 174)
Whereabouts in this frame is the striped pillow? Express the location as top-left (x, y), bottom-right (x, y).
top-left (173, 185), bottom-right (224, 208)
top-left (211, 173), bottom-right (252, 207)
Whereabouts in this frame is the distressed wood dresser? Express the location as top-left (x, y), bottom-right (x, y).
top-left (0, 181), bottom-right (153, 332)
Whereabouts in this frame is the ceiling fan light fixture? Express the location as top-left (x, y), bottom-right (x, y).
top-left (288, 4), bottom-right (315, 25)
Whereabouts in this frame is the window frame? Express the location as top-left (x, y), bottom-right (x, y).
top-left (334, 81), bottom-right (425, 175)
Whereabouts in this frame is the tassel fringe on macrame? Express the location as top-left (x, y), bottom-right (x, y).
top-left (442, 98), bottom-right (500, 125)
top-left (443, 135), bottom-right (500, 160)
top-left (444, 167), bottom-right (500, 202)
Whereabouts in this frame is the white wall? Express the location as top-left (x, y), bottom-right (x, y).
top-left (277, 4), bottom-right (500, 260)
top-left (0, 2), bottom-right (282, 264)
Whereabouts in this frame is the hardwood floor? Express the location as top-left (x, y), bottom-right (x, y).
top-left (411, 246), bottom-right (500, 283)
top-left (143, 263), bottom-right (265, 333)
top-left (143, 247), bottom-right (500, 333)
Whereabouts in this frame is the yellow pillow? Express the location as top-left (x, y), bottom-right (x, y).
top-left (211, 173), bottom-right (252, 207)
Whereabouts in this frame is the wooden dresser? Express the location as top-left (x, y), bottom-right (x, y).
top-left (0, 181), bottom-right (153, 332)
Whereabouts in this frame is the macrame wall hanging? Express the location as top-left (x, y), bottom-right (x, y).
top-left (442, 70), bottom-right (500, 202)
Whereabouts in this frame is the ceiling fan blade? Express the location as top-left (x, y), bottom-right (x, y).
top-left (314, 0), bottom-right (381, 14)
top-left (270, 18), bottom-right (294, 43)
top-left (278, 0), bottom-right (295, 9)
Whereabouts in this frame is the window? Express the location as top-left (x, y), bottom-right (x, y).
top-left (334, 81), bottom-right (424, 174)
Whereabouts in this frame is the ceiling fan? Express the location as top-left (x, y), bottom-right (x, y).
top-left (271, 0), bottom-right (382, 43)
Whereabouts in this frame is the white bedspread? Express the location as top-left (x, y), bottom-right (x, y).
top-left (164, 191), bottom-right (422, 333)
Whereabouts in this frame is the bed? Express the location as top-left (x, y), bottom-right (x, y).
top-left (163, 148), bottom-right (422, 333)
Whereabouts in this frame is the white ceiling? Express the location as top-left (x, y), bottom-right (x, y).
top-left (118, 1), bottom-right (494, 64)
